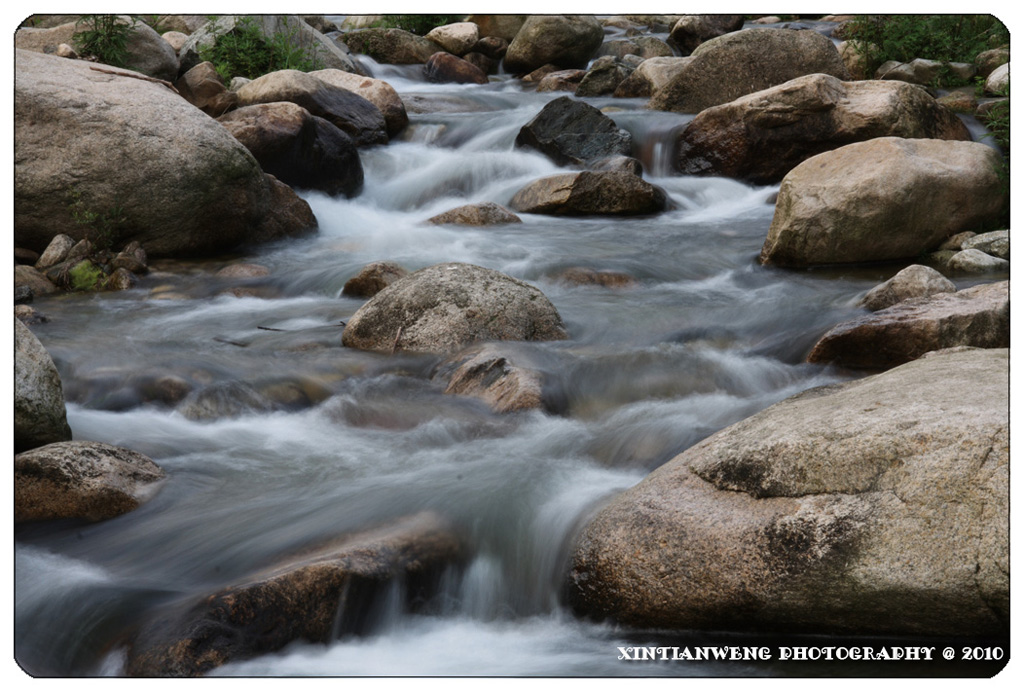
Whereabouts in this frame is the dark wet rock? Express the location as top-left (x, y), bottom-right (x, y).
top-left (219, 102), bottom-right (364, 198)
top-left (509, 171), bottom-right (667, 216)
top-left (105, 267), bottom-right (138, 291)
top-left (554, 267), bottom-right (638, 288)
top-left (15, 319), bottom-right (72, 453)
top-left (427, 202), bottom-right (522, 226)
top-left (342, 262), bottom-right (567, 355)
top-left (676, 74), bottom-right (971, 185)
top-left (15, 286), bottom-right (34, 305)
top-left (342, 261), bottom-right (410, 298)
top-left (649, 28), bottom-right (849, 114)
top-left (569, 347), bottom-right (1008, 637)
top-left (15, 441), bottom-right (165, 522)
top-left (176, 381), bottom-right (275, 421)
top-left (424, 52), bottom-right (489, 85)
top-left (15, 247), bottom-right (40, 266)
top-left (575, 56), bottom-right (633, 97)
top-left (859, 265), bottom-right (955, 311)
top-left (310, 70), bottom-right (409, 139)
top-left (515, 96), bottom-right (631, 167)
top-left (503, 15), bottom-right (604, 75)
top-left (809, 281), bottom-right (1009, 369)
top-left (15, 305), bottom-right (49, 325)
top-left (126, 512), bottom-right (465, 676)
top-left (760, 138), bottom-right (1007, 267)
top-left (235, 70), bottom-right (387, 148)
top-left (472, 36), bottom-right (509, 60)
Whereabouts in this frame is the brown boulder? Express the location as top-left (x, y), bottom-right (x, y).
top-left (15, 441), bottom-right (165, 522)
top-left (342, 261), bottom-right (409, 298)
top-left (509, 171), bottom-right (667, 216)
top-left (427, 202), bottom-right (522, 226)
top-left (808, 281), bottom-right (1009, 370)
top-left (424, 52), bottom-right (489, 85)
top-left (668, 15), bottom-right (744, 55)
top-left (342, 28), bottom-right (441, 65)
top-left (859, 265), bottom-right (955, 311)
top-left (174, 61), bottom-right (237, 117)
top-left (126, 513), bottom-right (465, 676)
top-left (434, 344), bottom-right (549, 413)
top-left (535, 69), bottom-right (585, 93)
top-left (503, 15), bottom-right (604, 75)
top-left (677, 74), bottom-right (971, 184)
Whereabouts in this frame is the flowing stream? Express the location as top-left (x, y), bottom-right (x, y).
top-left (14, 57), bottom-right (997, 677)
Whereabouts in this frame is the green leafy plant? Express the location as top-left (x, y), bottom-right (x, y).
top-left (200, 17), bottom-right (321, 82)
top-left (67, 189), bottom-right (128, 251)
top-left (845, 15), bottom-right (1009, 86)
top-left (73, 14), bottom-right (136, 67)
top-left (68, 260), bottom-right (106, 292)
top-left (372, 15), bottom-right (463, 35)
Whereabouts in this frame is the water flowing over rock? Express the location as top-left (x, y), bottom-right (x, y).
top-left (234, 70), bottom-right (387, 147)
top-left (503, 15), bottom-right (604, 75)
top-left (179, 15), bottom-right (364, 76)
top-left (427, 202), bottom-right (522, 226)
top-left (568, 347), bottom-right (1008, 637)
top-left (808, 281), bottom-right (1009, 369)
top-left (668, 15), bottom-right (745, 55)
top-left (15, 319), bottom-right (72, 453)
top-left (859, 265), bottom-right (956, 311)
top-left (515, 96), bottom-right (632, 167)
top-left (126, 513), bottom-right (465, 676)
top-left (342, 263), bottom-right (568, 355)
top-left (15, 441), bottom-right (166, 522)
top-left (575, 56), bottom-right (634, 97)
top-left (342, 261), bottom-right (410, 298)
top-left (424, 52), bottom-right (489, 85)
top-left (341, 28), bottom-right (441, 65)
top-left (510, 171), bottom-right (667, 216)
top-left (433, 343), bottom-right (549, 413)
top-left (760, 138), bottom-right (1007, 267)
top-left (15, 50), bottom-right (316, 258)
top-left (218, 102), bottom-right (364, 198)
top-left (648, 28), bottom-right (849, 114)
top-left (676, 74), bottom-right (971, 184)
top-left (310, 69), bottom-right (408, 137)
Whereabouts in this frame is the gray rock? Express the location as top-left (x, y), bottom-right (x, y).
top-left (509, 171), bottom-right (667, 216)
top-left (503, 15), bottom-right (604, 75)
top-left (649, 28), bottom-right (849, 114)
top-left (427, 202), bottom-right (522, 226)
top-left (575, 56), bottom-right (633, 97)
top-left (126, 512), bottom-right (465, 676)
top-left (176, 381), bottom-right (275, 421)
top-left (961, 230), bottom-right (1009, 260)
top-left (809, 281), bottom-right (1008, 369)
top-left (15, 441), bottom-right (165, 522)
top-left (310, 69), bottom-right (408, 137)
top-left (975, 48), bottom-right (1009, 78)
top-left (15, 319), bottom-right (72, 453)
top-left (677, 74), bottom-right (970, 184)
top-left (985, 63), bottom-right (1009, 95)
top-left (947, 248), bottom-right (1010, 274)
top-left (569, 347), bottom-right (1008, 637)
top-left (15, 266), bottom-right (59, 297)
top-left (668, 15), bottom-right (744, 55)
top-left (342, 263), bottom-right (567, 355)
top-left (613, 57), bottom-right (693, 98)
top-left (35, 234), bottom-right (76, 269)
top-left (760, 138), bottom-right (1007, 267)
top-left (876, 58), bottom-right (975, 85)
top-left (515, 96), bottom-right (631, 167)
top-left (859, 265), bottom-right (956, 311)
top-left (15, 50), bottom-right (315, 258)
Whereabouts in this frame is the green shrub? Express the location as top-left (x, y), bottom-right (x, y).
top-left (67, 188), bottom-right (127, 251)
top-left (845, 15), bottom-right (1009, 86)
top-left (73, 14), bottom-right (136, 67)
top-left (372, 15), bottom-right (463, 35)
top-left (68, 261), bottom-right (106, 292)
top-left (200, 17), bottom-right (321, 82)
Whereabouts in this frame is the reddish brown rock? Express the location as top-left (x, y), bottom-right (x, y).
top-left (342, 261), bottom-right (409, 298)
top-left (424, 52), bottom-right (489, 85)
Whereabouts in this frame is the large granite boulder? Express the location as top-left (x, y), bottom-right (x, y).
top-left (218, 102), bottom-right (364, 198)
top-left (234, 69), bottom-right (387, 147)
top-left (568, 347), bottom-right (1009, 637)
top-left (15, 50), bottom-right (315, 257)
top-left (613, 57), bottom-right (693, 98)
top-left (309, 69), bottom-right (408, 137)
top-left (179, 15), bottom-right (365, 76)
top-left (466, 15), bottom-right (527, 42)
top-left (127, 513), bottom-right (465, 676)
top-left (15, 441), bottom-right (166, 522)
top-left (515, 96), bottom-right (632, 167)
top-left (503, 15), bottom-right (604, 75)
top-left (677, 74), bottom-right (971, 184)
top-left (809, 281), bottom-right (1009, 369)
top-left (760, 138), bottom-right (1007, 267)
top-left (342, 263), bottom-right (567, 355)
top-left (509, 171), bottom-right (667, 216)
top-left (341, 28), bottom-right (441, 65)
top-left (668, 15), bottom-right (745, 55)
top-left (15, 319), bottom-right (72, 453)
top-left (649, 28), bottom-right (849, 114)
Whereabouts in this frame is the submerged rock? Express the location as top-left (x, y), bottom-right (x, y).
top-left (809, 281), bottom-right (1009, 369)
top-left (568, 347), bottom-right (1008, 637)
top-left (342, 262), bottom-right (567, 355)
top-left (15, 441), bottom-right (165, 522)
top-left (434, 343), bottom-right (549, 413)
top-left (15, 319), bottom-right (73, 453)
top-left (126, 513), bottom-right (465, 676)
top-left (760, 138), bottom-right (1007, 267)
